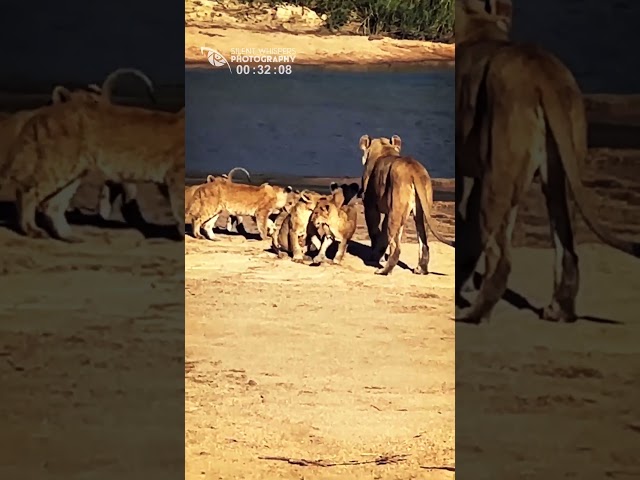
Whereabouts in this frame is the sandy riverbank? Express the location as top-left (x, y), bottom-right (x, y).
top-left (185, 0), bottom-right (454, 67)
top-left (457, 147), bottom-right (640, 477)
top-left (185, 190), bottom-right (455, 478)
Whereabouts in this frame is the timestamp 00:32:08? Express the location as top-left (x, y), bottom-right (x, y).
top-left (235, 64), bottom-right (293, 75)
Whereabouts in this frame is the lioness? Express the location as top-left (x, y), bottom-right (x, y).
top-left (310, 195), bottom-right (358, 265)
top-left (455, 0), bottom-right (640, 324)
top-left (2, 94), bottom-right (184, 241)
top-left (273, 182), bottom-right (359, 262)
top-left (185, 180), bottom-right (294, 240)
top-left (359, 134), bottom-right (454, 276)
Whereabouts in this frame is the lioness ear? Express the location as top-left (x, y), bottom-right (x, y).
top-left (391, 135), bottom-right (402, 150)
top-left (329, 182), bottom-right (339, 193)
top-left (206, 175), bottom-right (215, 182)
top-left (349, 182), bottom-right (360, 193)
top-left (285, 185), bottom-right (293, 193)
top-left (51, 86), bottom-right (72, 104)
top-left (359, 135), bottom-right (371, 151)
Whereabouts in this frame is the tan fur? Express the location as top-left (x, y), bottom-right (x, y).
top-left (182, 167), bottom-right (252, 236)
top-left (185, 180), bottom-right (293, 241)
top-left (274, 183), bottom-right (359, 263)
top-left (0, 68), bottom-right (155, 226)
top-left (309, 195), bottom-right (358, 265)
top-left (455, 0), bottom-right (640, 324)
top-left (2, 94), bottom-right (184, 241)
top-left (273, 189), bottom-right (323, 262)
top-left (360, 134), bottom-right (454, 276)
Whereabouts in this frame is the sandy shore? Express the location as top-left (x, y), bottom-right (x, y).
top-left (185, 0), bottom-right (454, 67)
top-left (185, 196), bottom-right (455, 478)
top-left (0, 173), bottom-right (184, 476)
top-left (457, 147), bottom-right (640, 477)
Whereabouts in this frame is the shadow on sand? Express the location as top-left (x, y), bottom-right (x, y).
top-left (456, 272), bottom-right (624, 326)
top-left (0, 200), bottom-right (180, 240)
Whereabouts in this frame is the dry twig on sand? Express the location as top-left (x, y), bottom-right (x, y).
top-left (258, 454), bottom-right (409, 467)
top-left (420, 465), bottom-right (456, 471)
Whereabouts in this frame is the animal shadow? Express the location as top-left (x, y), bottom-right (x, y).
top-left (0, 200), bottom-right (180, 240)
top-left (186, 222), bottom-right (260, 241)
top-left (456, 272), bottom-right (623, 325)
top-left (346, 240), bottom-right (414, 272)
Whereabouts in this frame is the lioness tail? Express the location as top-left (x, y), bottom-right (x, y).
top-left (414, 175), bottom-right (455, 248)
top-left (540, 67), bottom-right (640, 258)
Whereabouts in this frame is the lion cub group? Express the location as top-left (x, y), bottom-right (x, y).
top-left (185, 168), bottom-right (359, 265)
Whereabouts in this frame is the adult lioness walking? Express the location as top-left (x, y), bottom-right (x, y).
top-left (455, 0), bottom-right (640, 324)
top-left (359, 134), bottom-right (454, 276)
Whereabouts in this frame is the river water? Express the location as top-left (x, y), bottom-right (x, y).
top-left (185, 65), bottom-right (454, 178)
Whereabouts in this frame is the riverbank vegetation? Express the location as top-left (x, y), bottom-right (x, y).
top-left (239, 0), bottom-right (454, 41)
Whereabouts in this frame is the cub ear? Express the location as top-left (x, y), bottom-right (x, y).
top-left (391, 135), bottom-right (402, 150)
top-left (285, 185), bottom-right (293, 193)
top-left (330, 189), bottom-right (345, 207)
top-left (51, 86), bottom-right (72, 104)
top-left (329, 182), bottom-right (339, 193)
top-left (359, 134), bottom-right (371, 151)
top-left (206, 175), bottom-right (216, 183)
top-left (300, 192), bottom-right (311, 203)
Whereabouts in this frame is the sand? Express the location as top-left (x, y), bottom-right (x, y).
top-left (185, 0), bottom-right (454, 67)
top-left (456, 148), bottom-right (640, 477)
top-left (185, 196), bottom-right (456, 479)
top-left (0, 174), bottom-right (185, 477)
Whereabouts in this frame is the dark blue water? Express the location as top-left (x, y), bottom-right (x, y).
top-left (185, 66), bottom-right (454, 178)
top-left (512, 1), bottom-right (640, 94)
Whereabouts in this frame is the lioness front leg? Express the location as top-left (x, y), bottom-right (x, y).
top-left (313, 237), bottom-right (334, 265)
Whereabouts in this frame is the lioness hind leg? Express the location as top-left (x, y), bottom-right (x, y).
top-left (370, 214), bottom-right (390, 265)
top-left (414, 205), bottom-right (430, 275)
top-left (455, 176), bottom-right (484, 302)
top-left (364, 203), bottom-right (382, 257)
top-left (41, 179), bottom-right (82, 242)
top-left (375, 210), bottom-right (407, 275)
top-left (539, 151), bottom-right (579, 323)
top-left (457, 202), bottom-right (518, 324)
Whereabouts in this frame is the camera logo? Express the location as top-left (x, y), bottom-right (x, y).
top-left (200, 47), bottom-right (232, 73)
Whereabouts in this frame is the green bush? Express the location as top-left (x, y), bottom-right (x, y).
top-left (241, 0), bottom-right (453, 41)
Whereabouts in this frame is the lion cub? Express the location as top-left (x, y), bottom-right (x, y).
top-left (186, 180), bottom-right (293, 240)
top-left (274, 182), bottom-right (359, 263)
top-left (310, 196), bottom-right (358, 265)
